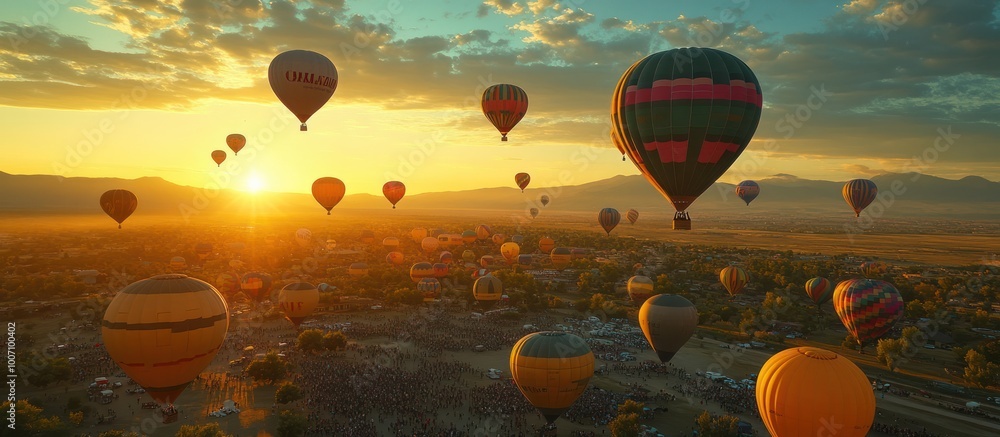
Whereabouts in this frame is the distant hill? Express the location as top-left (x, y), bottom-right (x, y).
top-left (0, 170), bottom-right (997, 219)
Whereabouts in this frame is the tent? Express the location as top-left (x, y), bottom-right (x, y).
top-left (966, 401), bottom-right (980, 409)
top-left (100, 390), bottom-right (114, 397)
top-left (94, 377), bottom-right (109, 386)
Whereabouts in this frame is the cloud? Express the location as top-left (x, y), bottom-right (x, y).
top-left (841, 164), bottom-right (883, 177)
top-left (527, 0), bottom-right (558, 16)
top-left (480, 0), bottom-right (525, 17)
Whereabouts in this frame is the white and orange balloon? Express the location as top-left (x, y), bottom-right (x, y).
top-left (268, 50), bottom-right (338, 131)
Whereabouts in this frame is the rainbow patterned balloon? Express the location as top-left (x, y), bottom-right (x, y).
top-left (804, 277), bottom-right (834, 306)
top-left (833, 279), bottom-right (904, 347)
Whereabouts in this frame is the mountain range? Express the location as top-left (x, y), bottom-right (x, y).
top-left (1, 171), bottom-right (998, 219)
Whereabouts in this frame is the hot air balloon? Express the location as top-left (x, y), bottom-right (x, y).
top-left (538, 237), bottom-right (555, 254)
top-left (626, 208), bottom-right (639, 225)
top-left (611, 48), bottom-right (763, 230)
top-left (833, 279), bottom-right (903, 348)
top-left (240, 272), bottom-right (273, 302)
top-left (102, 274), bottom-right (228, 404)
top-left (550, 248), bottom-right (572, 270)
top-left (169, 256), bottom-right (186, 271)
top-left (859, 261), bottom-right (886, 278)
top-left (268, 50), bottom-right (338, 131)
top-left (510, 332), bottom-right (594, 424)
top-left (638, 294), bottom-right (698, 362)
top-left (432, 262), bottom-right (449, 278)
top-left (312, 177), bottom-right (345, 215)
top-left (317, 283), bottom-right (332, 292)
top-left (511, 235), bottom-right (524, 245)
top-left (804, 277), bottom-right (834, 307)
top-left (226, 134), bottom-right (246, 155)
top-left (475, 224), bottom-right (492, 240)
top-left (429, 228), bottom-right (445, 238)
top-left (417, 278), bottom-right (441, 301)
top-left (500, 242), bottom-right (520, 264)
top-left (215, 272), bottom-right (240, 300)
top-left (411, 228), bottom-right (428, 244)
top-left (462, 250), bottom-right (476, 263)
top-left (736, 180), bottom-right (760, 206)
top-left (472, 274), bottom-right (502, 308)
top-left (360, 230), bottom-right (375, 245)
top-left (348, 263), bottom-right (369, 277)
top-left (439, 251), bottom-right (453, 265)
top-left (598, 208), bottom-right (620, 236)
top-left (211, 150), bottom-right (226, 167)
top-left (383, 181), bottom-right (405, 209)
top-left (517, 254), bottom-right (533, 270)
top-left (843, 179), bottom-right (878, 217)
top-left (277, 282), bottom-right (319, 327)
top-left (482, 84), bottom-right (528, 141)
top-left (719, 266), bottom-right (749, 296)
top-left (420, 237), bottom-right (441, 255)
top-left (539, 195), bottom-right (550, 206)
top-left (100, 189), bottom-right (137, 229)
top-left (492, 234), bottom-right (506, 245)
top-left (480, 255), bottom-right (494, 268)
top-left (325, 239), bottom-right (337, 250)
top-left (194, 243), bottom-right (212, 261)
top-left (627, 275), bottom-right (655, 305)
top-left (295, 228), bottom-right (312, 248)
top-left (756, 347), bottom-right (874, 437)
top-left (461, 230), bottom-right (478, 244)
top-left (382, 237), bottom-right (400, 249)
top-left (410, 262), bottom-right (434, 282)
top-left (386, 251), bottom-right (405, 266)
top-left (514, 172), bottom-right (530, 192)
top-left (529, 208), bottom-right (539, 219)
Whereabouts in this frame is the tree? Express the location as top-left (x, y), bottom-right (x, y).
top-left (68, 411), bottom-right (84, 426)
top-left (617, 399), bottom-right (644, 416)
top-left (276, 382), bottom-right (303, 404)
top-left (277, 409), bottom-right (308, 437)
top-left (963, 349), bottom-right (1000, 388)
top-left (876, 338), bottom-right (906, 372)
top-left (176, 422), bottom-right (233, 437)
top-left (1, 399), bottom-right (65, 435)
top-left (99, 431), bottom-right (141, 437)
top-left (695, 411), bottom-right (739, 437)
top-left (25, 356), bottom-right (72, 388)
top-left (297, 329), bottom-right (324, 353)
top-left (609, 412), bottom-right (640, 437)
top-left (245, 352), bottom-right (287, 383)
top-left (322, 331), bottom-right (348, 351)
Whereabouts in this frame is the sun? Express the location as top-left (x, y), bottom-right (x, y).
top-left (245, 173), bottom-right (265, 193)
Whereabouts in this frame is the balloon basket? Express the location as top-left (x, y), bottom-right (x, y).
top-left (672, 219), bottom-right (691, 230)
top-left (300, 123), bottom-right (307, 131)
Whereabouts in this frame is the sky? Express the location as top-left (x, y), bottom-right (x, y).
top-left (0, 0), bottom-right (998, 195)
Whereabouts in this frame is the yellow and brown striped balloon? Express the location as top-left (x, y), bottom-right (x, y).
top-left (277, 282), bottom-right (319, 327)
top-left (101, 274), bottom-right (229, 405)
top-left (510, 331), bottom-right (594, 424)
top-left (472, 274), bottom-right (502, 308)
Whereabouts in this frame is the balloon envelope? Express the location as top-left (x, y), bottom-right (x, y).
top-left (102, 274), bottom-right (228, 404)
top-left (483, 84), bottom-right (528, 141)
top-left (472, 274), bottom-right (503, 308)
top-left (598, 208), bottom-right (620, 235)
top-left (211, 150), bottom-right (226, 167)
top-left (736, 180), bottom-right (760, 205)
top-left (538, 237), bottom-right (555, 254)
top-left (383, 181), bottom-right (405, 209)
top-left (639, 294), bottom-right (697, 362)
top-left (226, 134), bottom-right (246, 155)
top-left (843, 179), bottom-right (878, 217)
top-left (804, 277), bottom-right (834, 306)
top-left (311, 177), bottom-right (345, 215)
top-left (756, 347), bottom-right (874, 437)
top-left (268, 50), bottom-right (338, 131)
top-left (540, 195), bottom-right (550, 206)
top-left (100, 189), bottom-right (138, 229)
top-left (240, 272), bottom-right (273, 302)
top-left (510, 332), bottom-right (594, 423)
top-left (611, 48), bottom-right (762, 219)
top-left (833, 279), bottom-right (903, 347)
top-left (627, 275), bottom-right (655, 305)
top-left (626, 208), bottom-right (639, 225)
top-left (475, 224), bottom-right (492, 240)
top-left (500, 242), bottom-right (520, 264)
top-left (514, 172), bottom-right (530, 192)
top-left (277, 282), bottom-right (319, 327)
top-left (719, 266), bottom-right (749, 296)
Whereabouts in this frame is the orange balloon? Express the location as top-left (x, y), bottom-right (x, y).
top-left (211, 150), bottom-right (226, 167)
top-left (102, 274), bottom-right (228, 404)
top-left (277, 282), bottom-right (319, 327)
top-left (225, 134), bottom-right (246, 155)
top-left (383, 181), bottom-right (406, 209)
top-left (756, 347), bottom-right (875, 437)
top-left (311, 177), bottom-right (346, 215)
